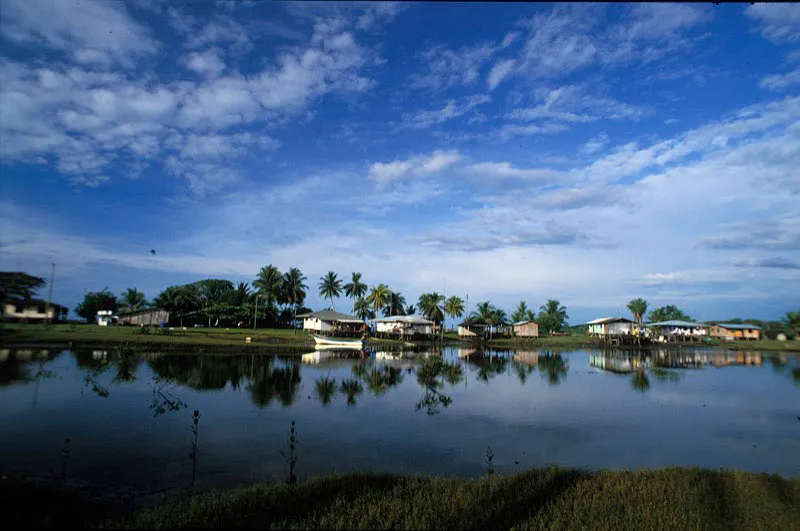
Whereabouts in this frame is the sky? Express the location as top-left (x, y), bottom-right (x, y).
top-left (1, 1), bottom-right (799, 324)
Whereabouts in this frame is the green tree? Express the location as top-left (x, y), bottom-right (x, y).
top-left (232, 282), bottom-right (252, 306)
top-left (367, 284), bottom-right (392, 318)
top-left (538, 300), bottom-right (569, 333)
top-left (343, 272), bottom-right (367, 314)
top-left (353, 297), bottom-right (375, 321)
top-left (784, 311), bottom-right (800, 336)
top-left (404, 304), bottom-right (416, 316)
top-left (117, 288), bottom-right (148, 313)
top-left (418, 292), bottom-right (445, 324)
top-left (193, 279), bottom-right (235, 327)
top-left (647, 305), bottom-right (690, 323)
top-left (155, 285), bottom-right (201, 326)
top-left (626, 298), bottom-right (648, 325)
top-left (75, 288), bottom-right (117, 322)
top-left (318, 271), bottom-right (342, 311)
top-left (254, 265), bottom-right (284, 325)
top-left (0, 272), bottom-right (45, 306)
top-left (281, 268), bottom-right (307, 333)
top-left (470, 301), bottom-right (496, 323)
top-left (489, 308), bottom-right (508, 326)
top-left (511, 301), bottom-right (531, 323)
top-left (383, 291), bottom-right (407, 317)
top-left (444, 296), bottom-right (465, 330)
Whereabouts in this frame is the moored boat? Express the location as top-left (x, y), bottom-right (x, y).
top-left (312, 334), bottom-right (365, 348)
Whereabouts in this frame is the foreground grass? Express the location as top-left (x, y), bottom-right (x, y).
top-left (3, 468), bottom-right (797, 530)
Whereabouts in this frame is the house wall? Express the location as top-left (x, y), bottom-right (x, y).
top-left (3, 303), bottom-right (61, 322)
top-left (608, 322), bottom-right (632, 335)
top-left (302, 318), bottom-right (333, 332)
top-left (458, 325), bottom-right (478, 337)
top-left (514, 322), bottom-right (539, 337)
top-left (710, 325), bottom-right (760, 340)
top-left (118, 310), bottom-right (170, 326)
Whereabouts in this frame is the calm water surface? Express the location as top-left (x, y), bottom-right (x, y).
top-left (1, 346), bottom-right (798, 492)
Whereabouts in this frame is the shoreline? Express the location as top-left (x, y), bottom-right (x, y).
top-left (3, 467), bottom-right (797, 529)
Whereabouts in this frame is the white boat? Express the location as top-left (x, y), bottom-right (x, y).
top-left (311, 334), bottom-right (365, 348)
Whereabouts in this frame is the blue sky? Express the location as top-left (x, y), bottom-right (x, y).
top-left (1, 1), bottom-right (799, 324)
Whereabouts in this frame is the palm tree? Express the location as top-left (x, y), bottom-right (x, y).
top-left (118, 288), bottom-right (148, 313)
top-left (367, 284), bottom-right (392, 318)
top-left (343, 272), bottom-right (368, 314)
top-left (254, 265), bottom-right (283, 309)
top-left (404, 304), bottom-right (416, 316)
top-left (281, 267), bottom-right (307, 333)
top-left (627, 298), bottom-right (648, 325)
top-left (470, 301), bottom-right (496, 323)
top-left (353, 297), bottom-right (375, 321)
top-left (784, 311), bottom-right (800, 336)
top-left (233, 282), bottom-right (252, 305)
top-left (444, 296), bottom-right (465, 331)
top-left (511, 301), bottom-right (530, 323)
top-left (318, 271), bottom-right (342, 311)
top-left (418, 292), bottom-right (445, 324)
top-left (538, 299), bottom-right (569, 333)
top-left (489, 308), bottom-right (508, 326)
top-left (383, 291), bottom-right (407, 317)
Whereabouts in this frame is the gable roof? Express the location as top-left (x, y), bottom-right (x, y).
top-left (296, 310), bottom-right (362, 323)
top-left (586, 317), bottom-right (634, 325)
top-left (373, 315), bottom-right (434, 325)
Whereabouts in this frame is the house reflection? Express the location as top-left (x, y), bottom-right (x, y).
top-left (590, 350), bottom-right (766, 373)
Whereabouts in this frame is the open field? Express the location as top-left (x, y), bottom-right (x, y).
top-left (2, 323), bottom-right (799, 352)
top-left (2, 467), bottom-right (797, 529)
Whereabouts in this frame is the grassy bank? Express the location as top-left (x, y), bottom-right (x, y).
top-left (3, 468), bottom-right (798, 529)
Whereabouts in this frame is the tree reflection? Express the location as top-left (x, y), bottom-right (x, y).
top-left (469, 353), bottom-right (507, 383)
top-left (246, 357), bottom-right (302, 408)
top-left (649, 367), bottom-right (682, 384)
top-left (414, 356), bottom-right (462, 416)
top-left (512, 361), bottom-right (535, 385)
top-left (314, 374), bottom-right (337, 405)
top-left (538, 352), bottom-right (568, 385)
top-left (340, 377), bottom-right (363, 406)
top-left (631, 370), bottom-right (650, 392)
top-left (364, 366), bottom-right (404, 396)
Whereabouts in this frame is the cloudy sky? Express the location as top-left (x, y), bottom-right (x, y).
top-left (1, 1), bottom-right (799, 323)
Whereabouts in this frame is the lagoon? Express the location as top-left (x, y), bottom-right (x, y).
top-left (0, 347), bottom-right (797, 494)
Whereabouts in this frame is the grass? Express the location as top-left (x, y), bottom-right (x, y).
top-left (3, 468), bottom-right (797, 529)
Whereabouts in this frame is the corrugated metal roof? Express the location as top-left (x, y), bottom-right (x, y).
top-left (373, 315), bottom-right (433, 325)
top-left (512, 320), bottom-right (534, 326)
top-left (714, 323), bottom-right (761, 330)
top-left (646, 320), bottom-right (707, 327)
top-left (586, 317), bottom-right (634, 325)
top-left (296, 310), bottom-right (361, 322)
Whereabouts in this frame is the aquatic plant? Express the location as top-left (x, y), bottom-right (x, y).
top-left (279, 420), bottom-right (298, 485)
top-left (189, 410), bottom-right (200, 487)
top-left (484, 445), bottom-right (495, 476)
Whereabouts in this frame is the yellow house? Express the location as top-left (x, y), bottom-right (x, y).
top-left (709, 323), bottom-right (761, 341)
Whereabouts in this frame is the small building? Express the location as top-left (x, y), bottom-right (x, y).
top-left (374, 315), bottom-right (434, 337)
top-left (457, 321), bottom-right (511, 339)
top-left (709, 323), bottom-right (761, 341)
top-left (296, 310), bottom-right (364, 336)
top-left (3, 300), bottom-right (68, 323)
top-left (645, 320), bottom-right (708, 342)
top-left (117, 308), bottom-right (170, 327)
top-left (96, 310), bottom-right (116, 326)
top-left (587, 317), bottom-right (634, 336)
top-left (512, 320), bottom-right (539, 337)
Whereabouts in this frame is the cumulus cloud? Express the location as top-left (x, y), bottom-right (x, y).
top-left (183, 48), bottom-right (226, 78)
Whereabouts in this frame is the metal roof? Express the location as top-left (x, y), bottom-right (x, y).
top-left (713, 323), bottom-right (761, 330)
top-left (295, 310), bottom-right (362, 322)
top-left (586, 317), bottom-right (634, 325)
top-left (373, 315), bottom-right (434, 325)
top-left (512, 320), bottom-right (536, 326)
top-left (646, 320), bottom-right (707, 327)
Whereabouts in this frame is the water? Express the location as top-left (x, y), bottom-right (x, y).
top-left (1, 346), bottom-right (798, 493)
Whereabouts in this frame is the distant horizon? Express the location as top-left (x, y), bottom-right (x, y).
top-left (1, 2), bottom-right (798, 325)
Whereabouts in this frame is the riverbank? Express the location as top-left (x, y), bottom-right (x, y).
top-left (2, 323), bottom-right (799, 353)
top-left (3, 467), bottom-right (797, 529)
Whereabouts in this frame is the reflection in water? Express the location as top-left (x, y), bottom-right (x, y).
top-left (414, 356), bottom-right (463, 416)
top-left (247, 358), bottom-right (302, 408)
top-left (631, 371), bottom-right (650, 392)
top-left (339, 377), bottom-right (364, 406)
top-left (314, 374), bottom-right (337, 405)
top-left (538, 352), bottom-right (568, 385)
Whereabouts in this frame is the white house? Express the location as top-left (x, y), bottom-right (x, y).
top-left (373, 315), bottom-right (435, 337)
top-left (587, 317), bottom-right (634, 336)
top-left (3, 300), bottom-right (68, 323)
top-left (96, 310), bottom-right (116, 326)
top-left (296, 310), bottom-right (363, 335)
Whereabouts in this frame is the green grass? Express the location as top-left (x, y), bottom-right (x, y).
top-left (3, 468), bottom-right (797, 529)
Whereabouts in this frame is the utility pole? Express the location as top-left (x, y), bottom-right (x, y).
top-left (44, 263), bottom-right (55, 325)
top-left (253, 294), bottom-right (259, 330)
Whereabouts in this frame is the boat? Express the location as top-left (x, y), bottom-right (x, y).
top-left (311, 334), bottom-right (365, 348)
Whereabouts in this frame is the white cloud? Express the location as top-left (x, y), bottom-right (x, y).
top-left (760, 68), bottom-right (800, 90)
top-left (580, 133), bottom-right (609, 155)
top-left (0, 0), bottom-right (159, 67)
top-left (487, 58), bottom-right (516, 91)
top-left (746, 4), bottom-right (800, 44)
top-left (401, 94), bottom-right (491, 129)
top-left (183, 48), bottom-right (226, 78)
top-left (508, 85), bottom-right (650, 125)
top-left (368, 150), bottom-right (461, 186)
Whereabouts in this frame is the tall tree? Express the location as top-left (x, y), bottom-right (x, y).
top-left (383, 291), bottom-right (407, 317)
top-left (343, 272), bottom-right (368, 314)
top-left (281, 267), bottom-right (307, 333)
top-left (626, 298), bottom-right (648, 325)
top-left (404, 304), bottom-right (417, 316)
top-left (367, 284), bottom-right (392, 318)
top-left (783, 311), bottom-right (800, 336)
top-left (0, 272), bottom-right (45, 305)
top-left (511, 301), bottom-right (530, 323)
top-left (418, 292), bottom-right (445, 324)
top-left (489, 308), bottom-right (508, 326)
top-left (354, 297), bottom-right (375, 321)
top-left (254, 265), bottom-right (283, 309)
top-left (470, 301), bottom-right (496, 323)
top-left (647, 305), bottom-right (690, 323)
top-left (232, 282), bottom-right (252, 306)
top-left (538, 299), bottom-right (569, 333)
top-left (117, 288), bottom-right (148, 313)
top-left (318, 271), bottom-right (342, 311)
top-left (75, 288), bottom-right (117, 323)
top-left (444, 296), bottom-right (465, 329)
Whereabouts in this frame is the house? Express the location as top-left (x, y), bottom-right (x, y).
top-left (3, 299), bottom-right (68, 323)
top-left (645, 320), bottom-right (708, 342)
top-left (709, 323), bottom-right (761, 341)
top-left (586, 317), bottom-right (634, 336)
top-left (512, 320), bottom-right (539, 337)
top-left (374, 315), bottom-right (434, 337)
top-left (296, 310), bottom-right (364, 336)
top-left (117, 308), bottom-right (170, 327)
top-left (457, 321), bottom-right (511, 339)
top-left (96, 310), bottom-right (116, 326)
